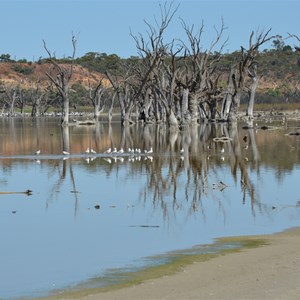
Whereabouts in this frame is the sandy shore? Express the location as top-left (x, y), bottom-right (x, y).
top-left (47, 228), bottom-right (300, 300)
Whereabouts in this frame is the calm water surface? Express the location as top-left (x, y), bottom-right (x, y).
top-left (0, 117), bottom-right (300, 299)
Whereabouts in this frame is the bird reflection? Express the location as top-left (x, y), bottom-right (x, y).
top-left (103, 158), bottom-right (112, 164)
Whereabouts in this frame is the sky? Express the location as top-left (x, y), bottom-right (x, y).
top-left (1, 0), bottom-right (300, 61)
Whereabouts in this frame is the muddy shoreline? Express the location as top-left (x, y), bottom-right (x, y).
top-left (41, 228), bottom-right (300, 300)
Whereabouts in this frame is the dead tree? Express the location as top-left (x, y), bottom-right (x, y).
top-left (88, 78), bottom-right (106, 120)
top-left (177, 18), bottom-right (227, 124)
top-left (0, 82), bottom-right (19, 116)
top-left (222, 29), bottom-right (275, 121)
top-left (105, 70), bottom-right (134, 126)
top-left (30, 79), bottom-right (43, 117)
top-left (246, 64), bottom-right (258, 118)
top-left (129, 2), bottom-right (179, 126)
top-left (43, 35), bottom-right (77, 126)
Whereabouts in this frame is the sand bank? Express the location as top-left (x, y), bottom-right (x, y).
top-left (47, 228), bottom-right (300, 300)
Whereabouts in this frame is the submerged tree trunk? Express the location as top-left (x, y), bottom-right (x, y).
top-left (62, 125), bottom-right (70, 153)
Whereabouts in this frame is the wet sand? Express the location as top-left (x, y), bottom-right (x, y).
top-left (68, 228), bottom-right (300, 300)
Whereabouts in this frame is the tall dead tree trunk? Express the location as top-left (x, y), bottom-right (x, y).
top-left (181, 87), bottom-right (189, 120)
top-left (246, 65), bottom-right (258, 118)
top-left (30, 80), bottom-right (43, 117)
top-left (2, 84), bottom-right (19, 116)
top-left (130, 2), bottom-right (179, 125)
top-left (105, 71), bottom-right (134, 126)
top-left (228, 29), bottom-right (275, 121)
top-left (178, 18), bottom-right (226, 124)
top-left (43, 35), bottom-right (77, 126)
top-left (88, 78), bottom-right (105, 121)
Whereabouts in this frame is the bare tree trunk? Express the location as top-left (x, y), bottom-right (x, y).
top-left (108, 92), bottom-right (116, 124)
top-left (246, 78), bottom-right (257, 118)
top-left (142, 88), bottom-right (153, 123)
top-left (62, 86), bottom-right (69, 126)
top-left (169, 109), bottom-right (179, 127)
top-left (181, 88), bottom-right (189, 119)
top-left (189, 94), bottom-right (199, 124)
top-left (43, 35), bottom-right (77, 126)
top-left (246, 66), bottom-right (258, 118)
top-left (88, 78), bottom-right (105, 121)
top-left (229, 89), bottom-right (242, 122)
top-left (10, 90), bottom-right (17, 116)
top-left (221, 68), bottom-right (235, 120)
top-left (62, 126), bottom-right (70, 153)
top-left (19, 88), bottom-right (25, 114)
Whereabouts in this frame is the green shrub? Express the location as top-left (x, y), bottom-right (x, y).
top-left (12, 64), bottom-right (34, 75)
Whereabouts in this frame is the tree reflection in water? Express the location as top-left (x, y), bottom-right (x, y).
top-left (129, 122), bottom-right (258, 223)
top-left (1, 118), bottom-right (298, 223)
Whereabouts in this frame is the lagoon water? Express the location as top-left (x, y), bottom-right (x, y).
top-left (0, 117), bottom-right (300, 299)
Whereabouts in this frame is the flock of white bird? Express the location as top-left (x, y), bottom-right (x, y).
top-left (34, 147), bottom-right (153, 156)
top-left (34, 145), bottom-right (232, 164)
top-left (103, 147), bottom-right (153, 155)
top-left (34, 146), bottom-right (230, 158)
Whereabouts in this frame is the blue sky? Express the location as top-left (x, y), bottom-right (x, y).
top-left (1, 0), bottom-right (300, 61)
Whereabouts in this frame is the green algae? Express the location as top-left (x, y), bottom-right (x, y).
top-left (43, 236), bottom-right (268, 299)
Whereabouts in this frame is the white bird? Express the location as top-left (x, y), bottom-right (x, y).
top-left (180, 148), bottom-right (184, 154)
top-left (220, 148), bottom-right (225, 153)
top-left (35, 150), bottom-right (41, 155)
top-left (111, 147), bottom-right (118, 154)
top-left (128, 147), bottom-right (132, 153)
top-left (145, 147), bottom-right (153, 154)
top-left (135, 148), bottom-right (141, 154)
top-left (118, 148), bottom-right (124, 154)
top-left (104, 148), bottom-right (111, 154)
top-left (62, 151), bottom-right (70, 155)
top-left (85, 147), bottom-right (90, 154)
top-left (90, 148), bottom-right (97, 154)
